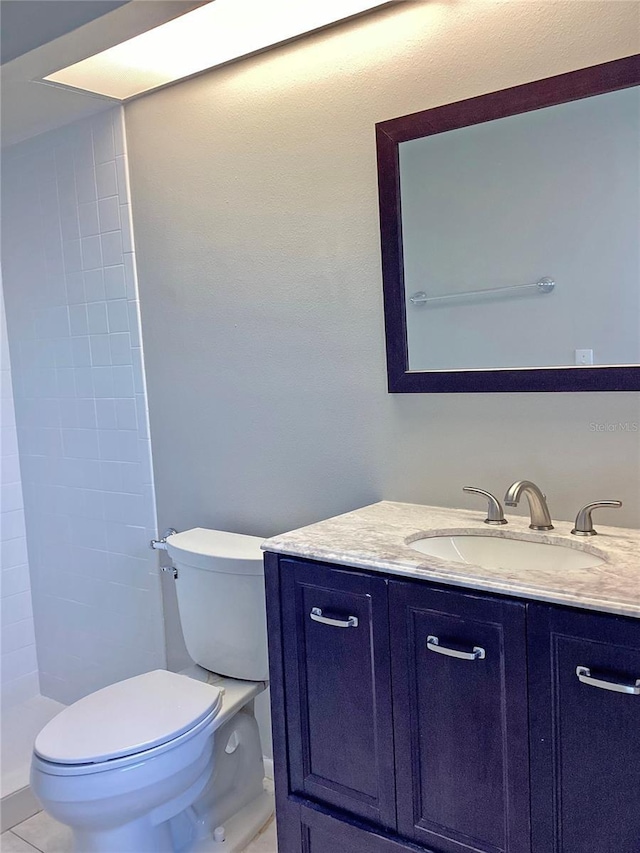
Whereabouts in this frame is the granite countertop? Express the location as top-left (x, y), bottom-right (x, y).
top-left (262, 501), bottom-right (640, 619)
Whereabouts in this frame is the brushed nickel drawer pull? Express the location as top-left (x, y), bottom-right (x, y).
top-left (576, 666), bottom-right (640, 695)
top-left (310, 607), bottom-right (358, 629)
top-left (427, 635), bottom-right (486, 660)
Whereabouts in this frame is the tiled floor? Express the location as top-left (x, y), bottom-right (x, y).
top-left (1, 810), bottom-right (277, 852)
top-left (242, 819), bottom-right (278, 853)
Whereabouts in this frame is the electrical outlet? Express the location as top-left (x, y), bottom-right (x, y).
top-left (575, 349), bottom-right (594, 365)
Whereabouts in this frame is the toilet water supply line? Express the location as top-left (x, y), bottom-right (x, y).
top-left (151, 528), bottom-right (179, 578)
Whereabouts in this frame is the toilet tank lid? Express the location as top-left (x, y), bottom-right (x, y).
top-left (34, 670), bottom-right (223, 765)
top-left (165, 528), bottom-right (265, 574)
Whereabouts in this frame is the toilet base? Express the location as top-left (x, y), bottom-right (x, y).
top-left (191, 780), bottom-right (274, 853)
top-left (73, 815), bottom-right (174, 853)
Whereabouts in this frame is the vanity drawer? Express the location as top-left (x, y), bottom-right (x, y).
top-left (528, 604), bottom-right (640, 853)
top-left (389, 580), bottom-right (530, 853)
top-left (279, 559), bottom-right (396, 829)
top-left (291, 799), bottom-right (424, 853)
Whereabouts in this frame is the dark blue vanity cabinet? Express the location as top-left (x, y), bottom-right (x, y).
top-left (279, 560), bottom-right (396, 828)
top-left (528, 605), bottom-right (640, 853)
top-left (389, 582), bottom-right (530, 853)
top-left (264, 553), bottom-right (640, 853)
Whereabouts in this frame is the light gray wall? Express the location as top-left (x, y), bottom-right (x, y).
top-left (124, 0), bottom-right (640, 713)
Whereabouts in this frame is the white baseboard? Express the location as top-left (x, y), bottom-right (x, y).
top-left (262, 757), bottom-right (274, 781)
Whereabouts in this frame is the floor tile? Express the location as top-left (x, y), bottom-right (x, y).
top-left (11, 812), bottom-right (73, 853)
top-left (0, 831), bottom-right (41, 852)
top-left (243, 818), bottom-right (277, 852)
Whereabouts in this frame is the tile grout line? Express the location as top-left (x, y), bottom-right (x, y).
top-left (9, 822), bottom-right (48, 853)
top-left (6, 829), bottom-right (44, 853)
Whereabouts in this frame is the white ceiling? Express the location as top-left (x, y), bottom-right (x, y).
top-left (0, 0), bottom-right (208, 147)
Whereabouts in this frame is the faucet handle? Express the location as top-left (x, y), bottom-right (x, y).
top-left (463, 487), bottom-right (508, 525)
top-left (571, 501), bottom-right (622, 536)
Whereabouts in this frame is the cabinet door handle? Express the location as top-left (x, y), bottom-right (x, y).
top-left (576, 666), bottom-right (640, 695)
top-left (310, 607), bottom-right (358, 629)
top-left (427, 635), bottom-right (486, 660)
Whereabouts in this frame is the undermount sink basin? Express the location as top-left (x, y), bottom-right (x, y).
top-left (408, 534), bottom-right (604, 572)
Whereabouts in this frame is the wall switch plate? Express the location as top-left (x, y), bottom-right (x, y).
top-left (575, 349), bottom-right (594, 365)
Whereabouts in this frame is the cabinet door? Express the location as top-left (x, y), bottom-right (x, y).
top-left (281, 559), bottom-right (396, 828)
top-left (390, 580), bottom-right (530, 853)
top-left (528, 604), bottom-right (640, 853)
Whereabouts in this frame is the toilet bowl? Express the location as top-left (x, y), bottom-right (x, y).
top-left (31, 530), bottom-right (274, 853)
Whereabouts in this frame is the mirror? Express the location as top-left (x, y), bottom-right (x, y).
top-left (376, 55), bottom-right (640, 392)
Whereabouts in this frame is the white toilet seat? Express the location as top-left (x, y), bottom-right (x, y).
top-left (32, 703), bottom-right (221, 778)
top-left (34, 670), bottom-right (223, 772)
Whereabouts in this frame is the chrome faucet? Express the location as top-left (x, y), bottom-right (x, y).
top-left (504, 480), bottom-right (554, 530)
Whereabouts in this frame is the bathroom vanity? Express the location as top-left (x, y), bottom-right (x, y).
top-left (262, 502), bottom-right (640, 853)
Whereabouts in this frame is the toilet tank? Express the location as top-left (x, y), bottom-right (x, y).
top-left (165, 528), bottom-right (268, 682)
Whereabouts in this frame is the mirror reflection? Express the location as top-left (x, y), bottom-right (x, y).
top-left (399, 86), bottom-right (640, 372)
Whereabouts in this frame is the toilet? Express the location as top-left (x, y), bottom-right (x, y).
top-left (30, 529), bottom-right (274, 853)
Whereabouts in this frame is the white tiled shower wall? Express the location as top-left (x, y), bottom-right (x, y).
top-left (1, 277), bottom-right (38, 708)
top-left (1, 108), bottom-right (165, 704)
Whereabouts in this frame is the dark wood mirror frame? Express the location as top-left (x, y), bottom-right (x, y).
top-left (376, 54), bottom-right (640, 393)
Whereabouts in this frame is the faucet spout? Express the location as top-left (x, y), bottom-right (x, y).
top-left (504, 480), bottom-right (554, 530)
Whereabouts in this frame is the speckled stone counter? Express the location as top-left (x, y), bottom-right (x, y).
top-left (262, 501), bottom-right (640, 619)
